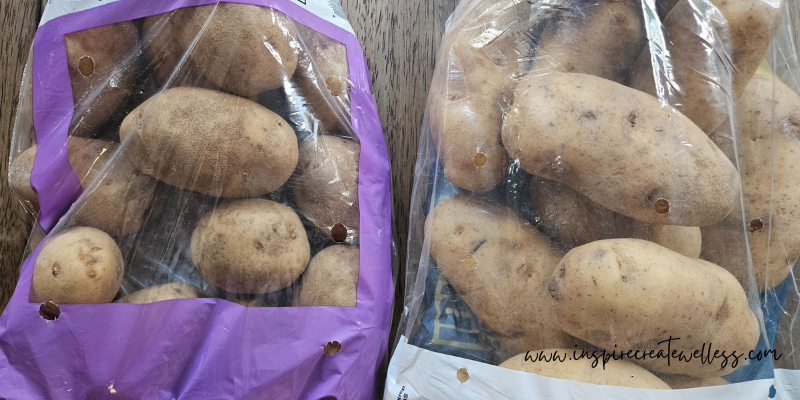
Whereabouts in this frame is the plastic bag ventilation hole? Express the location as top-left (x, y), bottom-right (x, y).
top-left (324, 341), bottom-right (341, 356)
top-left (473, 153), bottom-right (487, 167)
top-left (78, 55), bottom-right (95, 77)
top-left (654, 198), bottom-right (670, 215)
top-left (39, 301), bottom-right (60, 321)
top-left (457, 368), bottom-right (469, 382)
top-left (750, 218), bottom-right (764, 232)
top-left (331, 223), bottom-right (347, 243)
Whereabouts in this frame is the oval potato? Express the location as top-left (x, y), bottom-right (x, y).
top-left (629, 0), bottom-right (782, 133)
top-left (173, 3), bottom-right (299, 97)
top-left (549, 239), bottom-right (759, 377)
top-left (703, 74), bottom-right (800, 291)
top-left (428, 194), bottom-right (569, 353)
top-left (428, 0), bottom-right (535, 193)
top-left (32, 227), bottom-right (124, 304)
top-left (191, 199), bottom-right (310, 293)
top-left (503, 72), bottom-right (740, 227)
top-left (120, 87), bottom-right (298, 198)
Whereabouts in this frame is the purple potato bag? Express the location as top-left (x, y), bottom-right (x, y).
top-left (0, 1), bottom-right (393, 398)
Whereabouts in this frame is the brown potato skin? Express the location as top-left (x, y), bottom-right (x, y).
top-left (549, 239), bottom-right (759, 377)
top-left (630, 0), bottom-right (782, 133)
top-left (532, 0), bottom-right (645, 83)
top-left (295, 245), bottom-right (359, 307)
top-left (9, 145), bottom-right (38, 207)
top-left (294, 25), bottom-right (350, 134)
top-left (66, 21), bottom-right (139, 137)
top-left (500, 349), bottom-right (670, 389)
top-left (32, 227), bottom-right (124, 304)
top-left (503, 72), bottom-right (740, 227)
top-left (191, 199), bottom-right (310, 294)
top-left (142, 13), bottom-right (215, 89)
top-left (428, 194), bottom-right (569, 354)
top-left (173, 4), bottom-right (299, 97)
top-left (67, 138), bottom-right (157, 236)
top-left (428, 0), bottom-right (535, 193)
top-left (702, 74), bottom-right (800, 291)
top-left (656, 0), bottom-right (681, 19)
top-left (531, 177), bottom-right (702, 257)
top-left (120, 87), bottom-right (298, 198)
top-left (658, 374), bottom-right (728, 389)
top-left (116, 282), bottom-right (200, 304)
top-left (293, 136), bottom-right (359, 243)
top-left (10, 139), bottom-right (155, 235)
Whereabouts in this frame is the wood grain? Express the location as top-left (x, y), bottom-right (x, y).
top-left (339, 0), bottom-right (458, 346)
top-left (0, 1), bottom-right (40, 313)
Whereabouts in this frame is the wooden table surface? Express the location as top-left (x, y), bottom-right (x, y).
top-left (0, 0), bottom-right (459, 312)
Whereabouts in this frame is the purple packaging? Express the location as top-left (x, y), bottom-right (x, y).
top-left (1, 1), bottom-right (394, 398)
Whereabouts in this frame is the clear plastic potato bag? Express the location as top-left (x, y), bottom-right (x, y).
top-left (2, 1), bottom-right (394, 398)
top-left (385, 0), bottom-right (800, 398)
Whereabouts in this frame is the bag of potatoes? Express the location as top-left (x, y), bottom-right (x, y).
top-left (2, 1), bottom-right (394, 398)
top-left (384, 0), bottom-right (800, 398)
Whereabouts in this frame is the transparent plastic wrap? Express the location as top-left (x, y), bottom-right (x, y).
top-left (2, 1), bottom-right (393, 398)
top-left (386, 0), bottom-right (800, 398)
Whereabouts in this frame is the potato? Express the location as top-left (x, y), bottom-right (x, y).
top-left (9, 145), bottom-right (38, 207)
top-left (172, 3), bottom-right (298, 97)
top-left (295, 245), bottom-right (359, 307)
top-left (702, 74), bottom-right (800, 291)
top-left (294, 25), bottom-right (350, 134)
top-left (658, 374), bottom-right (728, 389)
top-left (66, 21), bottom-right (139, 137)
top-left (503, 72), bottom-right (740, 227)
top-left (531, 177), bottom-right (702, 257)
top-left (191, 199), bottom-right (310, 293)
top-left (629, 0), bottom-right (782, 133)
top-left (428, 0), bottom-right (535, 193)
top-left (9, 139), bottom-right (117, 209)
top-left (500, 349), bottom-right (670, 389)
top-left (9, 139), bottom-right (155, 235)
top-left (142, 13), bottom-right (214, 88)
top-left (531, 0), bottom-right (645, 83)
top-left (120, 87), bottom-right (298, 198)
top-left (293, 136), bottom-right (359, 243)
top-left (428, 194), bottom-right (569, 353)
top-left (67, 138), bottom-right (157, 236)
top-left (32, 227), bottom-right (124, 304)
top-left (116, 282), bottom-right (200, 304)
top-left (549, 239), bottom-right (759, 377)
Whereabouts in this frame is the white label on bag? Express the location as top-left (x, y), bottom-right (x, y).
top-left (776, 369), bottom-right (800, 399)
top-left (41, 0), bottom-right (125, 25)
top-left (40, 0), bottom-right (354, 34)
top-left (385, 336), bottom-right (777, 399)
